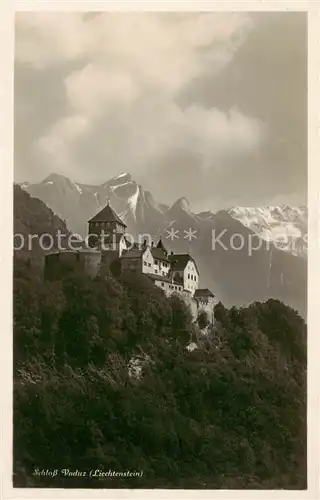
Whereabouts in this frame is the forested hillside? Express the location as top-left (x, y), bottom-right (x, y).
top-left (14, 184), bottom-right (70, 258)
top-left (13, 261), bottom-right (307, 489)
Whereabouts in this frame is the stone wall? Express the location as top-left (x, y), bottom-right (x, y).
top-left (44, 250), bottom-right (101, 281)
top-left (197, 298), bottom-right (217, 325)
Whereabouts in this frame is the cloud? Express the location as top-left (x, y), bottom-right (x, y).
top-left (15, 13), bottom-right (87, 68)
top-left (65, 64), bottom-right (138, 118)
top-left (36, 97), bottom-right (264, 185)
top-left (37, 115), bottom-right (90, 170)
top-left (22, 13), bottom-right (261, 182)
top-left (16, 12), bottom-right (252, 81)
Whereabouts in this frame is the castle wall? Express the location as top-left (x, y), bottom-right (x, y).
top-left (45, 250), bottom-right (101, 280)
top-left (101, 250), bottom-right (120, 274)
top-left (183, 260), bottom-right (199, 296)
top-left (122, 257), bottom-right (142, 272)
top-left (83, 251), bottom-right (102, 278)
top-left (153, 280), bottom-right (211, 323)
top-left (142, 248), bottom-right (154, 274)
top-left (196, 297), bottom-right (217, 324)
top-left (153, 258), bottom-right (170, 277)
top-left (154, 279), bottom-right (183, 295)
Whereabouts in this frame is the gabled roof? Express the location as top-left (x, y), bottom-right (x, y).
top-left (168, 253), bottom-right (199, 275)
top-left (120, 248), bottom-right (145, 259)
top-left (88, 203), bottom-right (126, 226)
top-left (194, 288), bottom-right (215, 298)
top-left (151, 247), bottom-right (169, 262)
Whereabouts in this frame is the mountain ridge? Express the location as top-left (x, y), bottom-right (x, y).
top-left (19, 174), bottom-right (307, 317)
top-left (20, 174), bottom-right (307, 244)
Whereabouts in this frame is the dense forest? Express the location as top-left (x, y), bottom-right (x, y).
top-left (13, 258), bottom-right (307, 489)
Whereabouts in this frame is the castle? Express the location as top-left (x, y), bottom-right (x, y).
top-left (45, 202), bottom-right (216, 324)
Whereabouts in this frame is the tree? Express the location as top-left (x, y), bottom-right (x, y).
top-left (197, 309), bottom-right (209, 329)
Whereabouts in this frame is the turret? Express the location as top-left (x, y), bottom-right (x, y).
top-left (156, 237), bottom-right (168, 256)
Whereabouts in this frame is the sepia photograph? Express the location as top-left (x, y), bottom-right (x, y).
top-left (12, 10), bottom-right (307, 490)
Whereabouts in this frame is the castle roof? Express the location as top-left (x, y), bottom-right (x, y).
top-left (120, 248), bottom-right (145, 259)
top-left (151, 247), bottom-right (169, 262)
top-left (151, 238), bottom-right (169, 261)
top-left (88, 203), bottom-right (126, 226)
top-left (168, 253), bottom-right (199, 275)
top-left (194, 288), bottom-right (215, 298)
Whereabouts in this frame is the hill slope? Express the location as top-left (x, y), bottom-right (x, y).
top-left (14, 265), bottom-right (307, 489)
top-left (14, 184), bottom-right (70, 259)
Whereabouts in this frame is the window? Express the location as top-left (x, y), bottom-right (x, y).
top-left (143, 260), bottom-right (147, 266)
top-left (155, 269), bottom-right (158, 274)
top-left (175, 286), bottom-right (177, 290)
top-left (155, 260), bottom-right (158, 265)
top-left (161, 282), bottom-right (164, 287)
top-left (148, 262), bottom-right (151, 267)
top-left (188, 273), bottom-right (190, 279)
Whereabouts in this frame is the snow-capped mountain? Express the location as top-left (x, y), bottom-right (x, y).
top-left (23, 172), bottom-right (166, 237)
top-left (20, 173), bottom-right (307, 317)
top-left (227, 206), bottom-right (308, 258)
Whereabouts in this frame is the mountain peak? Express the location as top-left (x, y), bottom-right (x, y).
top-left (106, 173), bottom-right (132, 186)
top-left (170, 197), bottom-right (191, 212)
top-left (42, 173), bottom-right (71, 184)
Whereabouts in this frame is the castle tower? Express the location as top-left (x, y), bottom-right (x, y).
top-left (88, 202), bottom-right (127, 256)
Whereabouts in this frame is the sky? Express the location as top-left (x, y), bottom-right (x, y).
top-left (14, 12), bottom-right (307, 212)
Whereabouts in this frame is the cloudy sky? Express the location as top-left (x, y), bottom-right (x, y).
top-left (15, 12), bottom-right (307, 212)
